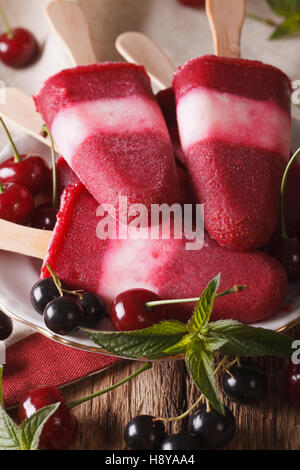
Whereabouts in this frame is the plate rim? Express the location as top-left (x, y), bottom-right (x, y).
top-left (1, 300), bottom-right (299, 361)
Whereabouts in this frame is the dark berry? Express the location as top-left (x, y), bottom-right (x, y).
top-left (31, 203), bottom-right (58, 231)
top-left (0, 28), bottom-right (38, 68)
top-left (285, 360), bottom-right (300, 407)
top-left (160, 432), bottom-right (203, 450)
top-left (0, 310), bottom-right (13, 340)
top-left (44, 296), bottom-right (83, 335)
top-left (222, 364), bottom-right (268, 403)
top-left (188, 406), bottom-right (236, 449)
top-left (30, 278), bottom-right (67, 314)
top-left (267, 236), bottom-right (300, 283)
top-left (78, 292), bottom-right (106, 328)
top-left (124, 415), bottom-right (166, 450)
top-left (110, 289), bottom-right (167, 331)
top-left (18, 386), bottom-right (77, 450)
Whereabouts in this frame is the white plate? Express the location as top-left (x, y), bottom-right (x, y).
top-left (0, 125), bottom-right (300, 359)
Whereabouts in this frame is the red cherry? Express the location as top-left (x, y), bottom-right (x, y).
top-left (31, 203), bottom-right (58, 230)
top-left (18, 386), bottom-right (78, 450)
top-left (177, 0), bottom-right (205, 7)
top-left (285, 361), bottom-right (300, 407)
top-left (0, 117), bottom-right (51, 196)
top-left (110, 289), bottom-right (167, 331)
top-left (0, 28), bottom-right (38, 68)
top-left (0, 182), bottom-right (34, 224)
top-left (0, 155), bottom-right (51, 196)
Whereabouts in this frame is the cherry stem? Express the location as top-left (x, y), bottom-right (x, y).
top-left (62, 288), bottom-right (84, 299)
top-left (280, 147), bottom-right (300, 239)
top-left (66, 361), bottom-right (152, 410)
top-left (0, 181), bottom-right (4, 194)
top-left (145, 285), bottom-right (248, 309)
top-left (0, 6), bottom-right (13, 39)
top-left (247, 13), bottom-right (278, 27)
top-left (42, 125), bottom-right (57, 209)
top-left (46, 263), bottom-right (63, 297)
top-left (0, 117), bottom-right (21, 163)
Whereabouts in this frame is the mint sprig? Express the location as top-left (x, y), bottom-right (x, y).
top-left (249, 0), bottom-right (300, 39)
top-left (84, 275), bottom-right (293, 415)
top-left (267, 0), bottom-right (300, 16)
top-left (0, 366), bottom-right (60, 450)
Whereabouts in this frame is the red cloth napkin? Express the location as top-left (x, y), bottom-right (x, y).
top-left (3, 333), bottom-right (121, 407)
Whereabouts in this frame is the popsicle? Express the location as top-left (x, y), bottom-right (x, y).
top-left (35, 63), bottom-right (179, 211)
top-left (56, 152), bottom-right (194, 207)
top-left (173, 55), bottom-right (292, 251)
top-left (41, 183), bottom-right (287, 324)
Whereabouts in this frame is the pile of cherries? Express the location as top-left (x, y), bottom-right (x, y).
top-left (0, 118), bottom-right (58, 230)
top-left (0, 6), bottom-right (38, 68)
top-left (30, 277), bottom-right (107, 335)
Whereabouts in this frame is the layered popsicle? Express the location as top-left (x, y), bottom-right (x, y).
top-left (173, 55), bottom-right (292, 251)
top-left (56, 154), bottom-right (195, 206)
top-left (35, 63), bottom-right (179, 210)
top-left (41, 183), bottom-right (288, 324)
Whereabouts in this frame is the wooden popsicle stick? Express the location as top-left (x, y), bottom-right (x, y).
top-left (0, 219), bottom-right (52, 259)
top-left (46, 0), bottom-right (97, 66)
top-left (116, 32), bottom-right (175, 90)
top-left (206, 0), bottom-right (246, 58)
top-left (0, 88), bottom-right (54, 149)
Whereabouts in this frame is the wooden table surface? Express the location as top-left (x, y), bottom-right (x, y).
top-left (58, 326), bottom-right (300, 450)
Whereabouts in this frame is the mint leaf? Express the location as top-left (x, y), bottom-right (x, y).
top-left (270, 14), bottom-right (300, 37)
top-left (185, 342), bottom-right (225, 415)
top-left (163, 334), bottom-right (192, 356)
top-left (208, 320), bottom-right (293, 357)
top-left (205, 337), bottom-right (228, 352)
top-left (83, 321), bottom-right (188, 359)
top-left (267, 0), bottom-right (300, 16)
top-left (0, 406), bottom-right (22, 450)
top-left (188, 274), bottom-right (220, 333)
top-left (19, 403), bottom-right (60, 450)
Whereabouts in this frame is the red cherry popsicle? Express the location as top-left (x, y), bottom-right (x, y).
top-left (0, 6), bottom-right (38, 68)
top-left (0, 118), bottom-right (50, 195)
